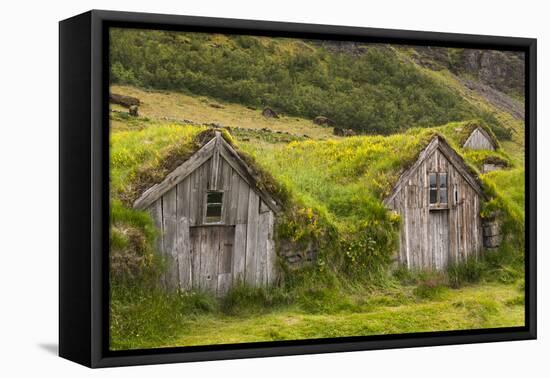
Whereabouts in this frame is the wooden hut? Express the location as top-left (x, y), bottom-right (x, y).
top-left (463, 126), bottom-right (496, 150)
top-left (133, 131), bottom-right (281, 295)
top-left (384, 136), bottom-right (485, 270)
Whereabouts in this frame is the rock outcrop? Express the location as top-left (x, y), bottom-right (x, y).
top-left (410, 47), bottom-right (525, 99)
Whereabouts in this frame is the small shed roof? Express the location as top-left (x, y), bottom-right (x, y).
top-left (133, 130), bottom-right (282, 213)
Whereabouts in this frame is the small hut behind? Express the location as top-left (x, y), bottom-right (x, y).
top-left (384, 136), bottom-right (486, 270)
top-left (134, 131), bottom-right (281, 295)
top-left (463, 126), bottom-right (497, 151)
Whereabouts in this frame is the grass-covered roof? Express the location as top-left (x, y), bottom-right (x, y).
top-left (111, 125), bottom-right (289, 208)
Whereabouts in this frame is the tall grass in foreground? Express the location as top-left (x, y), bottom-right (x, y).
top-left (110, 249), bottom-right (525, 350)
top-left (393, 242), bottom-right (524, 301)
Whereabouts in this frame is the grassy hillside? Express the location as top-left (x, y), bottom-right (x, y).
top-left (109, 93), bottom-right (525, 349)
top-left (110, 29), bottom-right (506, 135)
top-left (108, 30), bottom-right (526, 349)
top-left (110, 84), bottom-right (336, 139)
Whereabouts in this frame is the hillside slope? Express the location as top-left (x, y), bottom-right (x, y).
top-left (110, 84), bottom-right (336, 140)
top-left (110, 29), bottom-right (520, 137)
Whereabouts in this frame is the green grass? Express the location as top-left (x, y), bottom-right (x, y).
top-left (110, 282), bottom-right (524, 350)
top-left (110, 30), bottom-right (502, 134)
top-left (111, 85), bottom-right (337, 140)
top-left (483, 168), bottom-right (525, 215)
top-left (110, 122), bottom-right (206, 204)
top-left (108, 84), bottom-right (526, 351)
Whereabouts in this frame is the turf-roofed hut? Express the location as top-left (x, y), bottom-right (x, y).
top-left (463, 125), bottom-right (498, 151)
top-left (384, 135), bottom-right (487, 270)
top-left (133, 130), bottom-right (282, 295)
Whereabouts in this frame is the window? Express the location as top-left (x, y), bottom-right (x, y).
top-left (205, 191), bottom-right (223, 223)
top-left (428, 172), bottom-right (448, 207)
top-left (439, 173), bottom-right (448, 204)
top-left (429, 173), bottom-right (438, 204)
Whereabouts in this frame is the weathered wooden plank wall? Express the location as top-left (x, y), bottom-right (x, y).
top-left (389, 148), bottom-right (483, 270)
top-left (464, 128), bottom-right (495, 150)
top-left (146, 153), bottom-right (277, 294)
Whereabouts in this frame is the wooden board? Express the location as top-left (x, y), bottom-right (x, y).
top-left (217, 226), bottom-right (235, 295)
top-left (190, 226), bottom-right (201, 290)
top-left (265, 212), bottom-right (276, 285)
top-left (226, 170), bottom-right (240, 224)
top-left (245, 190), bottom-right (260, 285)
top-left (162, 187), bottom-right (179, 289)
top-left (176, 217), bottom-right (191, 290)
top-left (188, 162), bottom-right (200, 226)
top-left (200, 226), bottom-right (218, 292)
top-left (177, 177), bottom-right (191, 221)
top-left (236, 176), bottom-right (250, 224)
top-left (218, 227), bottom-right (234, 275)
top-left (232, 224), bottom-right (247, 283)
top-left (217, 273), bottom-right (232, 296)
top-left (148, 200), bottom-right (165, 286)
top-left (257, 212), bottom-right (269, 286)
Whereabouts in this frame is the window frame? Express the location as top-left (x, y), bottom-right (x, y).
top-left (428, 171), bottom-right (449, 210)
top-left (204, 190), bottom-right (225, 224)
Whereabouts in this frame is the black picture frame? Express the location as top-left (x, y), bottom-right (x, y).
top-left (59, 9), bottom-right (537, 368)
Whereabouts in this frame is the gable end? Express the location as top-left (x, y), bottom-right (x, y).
top-left (384, 136), bottom-right (484, 206)
top-left (133, 132), bottom-right (281, 213)
top-left (463, 127), bottom-right (496, 150)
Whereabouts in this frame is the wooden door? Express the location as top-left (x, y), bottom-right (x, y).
top-left (429, 210), bottom-right (450, 269)
top-left (189, 226), bottom-right (235, 295)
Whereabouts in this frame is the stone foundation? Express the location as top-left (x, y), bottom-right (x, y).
top-left (483, 218), bottom-right (502, 250)
top-left (278, 239), bottom-right (318, 268)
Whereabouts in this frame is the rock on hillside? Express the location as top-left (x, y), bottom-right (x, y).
top-left (409, 46), bottom-right (525, 99)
